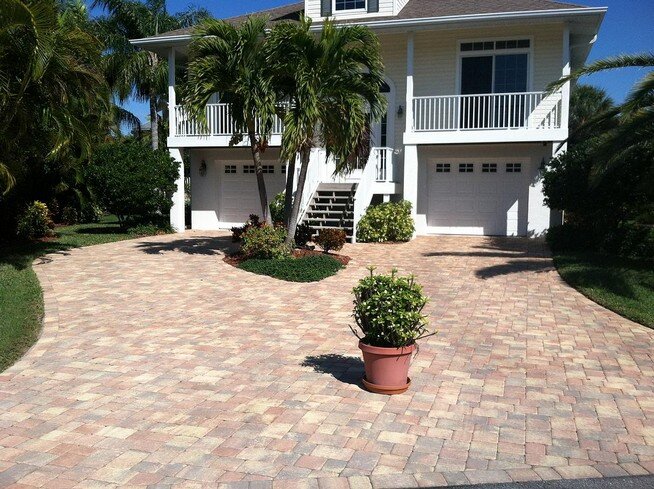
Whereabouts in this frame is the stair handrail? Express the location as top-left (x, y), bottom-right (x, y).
top-left (297, 149), bottom-right (324, 222)
top-left (351, 149), bottom-right (379, 243)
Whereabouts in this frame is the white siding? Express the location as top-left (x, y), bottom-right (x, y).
top-left (305, 0), bottom-right (395, 21)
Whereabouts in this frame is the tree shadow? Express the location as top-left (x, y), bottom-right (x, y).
top-left (134, 236), bottom-right (237, 256)
top-left (72, 226), bottom-right (128, 235)
top-left (301, 354), bottom-right (364, 387)
top-left (423, 250), bottom-right (534, 258)
top-left (422, 236), bottom-right (549, 259)
top-left (475, 259), bottom-right (555, 279)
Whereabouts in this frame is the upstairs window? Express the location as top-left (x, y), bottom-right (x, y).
top-left (335, 0), bottom-right (366, 11)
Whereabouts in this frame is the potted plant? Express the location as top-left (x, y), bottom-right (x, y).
top-left (351, 267), bottom-right (434, 395)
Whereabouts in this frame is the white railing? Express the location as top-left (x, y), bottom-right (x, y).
top-left (297, 150), bottom-right (323, 223)
top-left (351, 150), bottom-right (380, 243)
top-left (412, 91), bottom-right (562, 132)
top-left (373, 147), bottom-right (394, 182)
top-left (174, 103), bottom-right (284, 137)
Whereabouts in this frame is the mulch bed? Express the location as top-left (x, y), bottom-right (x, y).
top-left (223, 247), bottom-right (351, 267)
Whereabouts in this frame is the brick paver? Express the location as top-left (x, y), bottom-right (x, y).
top-left (1, 233), bottom-right (653, 488)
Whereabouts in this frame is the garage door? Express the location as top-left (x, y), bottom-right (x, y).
top-left (220, 163), bottom-right (286, 223)
top-left (427, 161), bottom-right (526, 236)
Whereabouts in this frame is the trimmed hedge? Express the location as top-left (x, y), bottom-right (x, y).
top-left (357, 200), bottom-right (415, 243)
top-left (238, 255), bottom-right (343, 282)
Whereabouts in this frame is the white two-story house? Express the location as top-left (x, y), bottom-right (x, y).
top-left (132, 0), bottom-right (606, 241)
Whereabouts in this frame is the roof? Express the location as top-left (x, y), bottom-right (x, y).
top-left (138, 0), bottom-right (591, 42)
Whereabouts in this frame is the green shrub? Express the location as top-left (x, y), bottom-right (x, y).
top-left (270, 192), bottom-right (285, 224)
top-left (61, 206), bottom-right (79, 225)
top-left (241, 225), bottom-right (290, 259)
top-left (16, 201), bottom-right (54, 240)
top-left (239, 255), bottom-right (343, 282)
top-left (352, 267), bottom-right (432, 348)
top-left (127, 223), bottom-right (173, 236)
top-left (315, 228), bottom-right (347, 253)
top-left (231, 214), bottom-right (264, 242)
top-left (357, 200), bottom-right (415, 243)
top-left (295, 222), bottom-right (314, 247)
top-left (86, 139), bottom-right (178, 226)
top-left (80, 203), bottom-right (103, 223)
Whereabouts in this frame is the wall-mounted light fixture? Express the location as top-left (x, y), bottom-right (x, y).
top-left (199, 160), bottom-right (207, 176)
top-left (397, 105), bottom-right (404, 118)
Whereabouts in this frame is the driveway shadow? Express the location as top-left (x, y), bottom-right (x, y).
top-left (302, 354), bottom-right (364, 387)
top-left (135, 236), bottom-right (237, 256)
top-left (475, 259), bottom-right (555, 279)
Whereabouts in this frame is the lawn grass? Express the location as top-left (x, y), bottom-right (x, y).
top-left (238, 254), bottom-right (344, 282)
top-left (553, 252), bottom-right (654, 329)
top-left (0, 216), bottom-right (163, 371)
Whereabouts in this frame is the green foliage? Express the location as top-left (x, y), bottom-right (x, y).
top-left (294, 222), bottom-right (314, 248)
top-left (352, 268), bottom-right (432, 348)
top-left (239, 254), bottom-right (343, 282)
top-left (357, 200), bottom-right (415, 243)
top-left (270, 192), bottom-right (285, 224)
top-left (241, 225), bottom-right (291, 259)
top-left (126, 223), bottom-right (173, 236)
top-left (61, 206), bottom-right (79, 225)
top-left (231, 214), bottom-right (264, 242)
top-left (80, 203), bottom-right (103, 223)
top-left (315, 228), bottom-right (347, 253)
top-left (16, 202), bottom-right (54, 240)
top-left (548, 222), bottom-right (654, 259)
top-left (86, 139), bottom-right (178, 226)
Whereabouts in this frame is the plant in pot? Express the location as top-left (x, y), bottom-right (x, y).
top-left (351, 267), bottom-right (433, 395)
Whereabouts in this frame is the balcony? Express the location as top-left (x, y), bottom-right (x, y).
top-left (170, 103), bottom-right (284, 147)
top-left (406, 91), bottom-right (567, 145)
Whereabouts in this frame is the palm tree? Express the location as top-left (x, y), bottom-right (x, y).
top-left (93, 0), bottom-right (209, 150)
top-left (268, 17), bottom-right (387, 244)
top-left (568, 84), bottom-right (615, 146)
top-left (549, 53), bottom-right (654, 174)
top-left (0, 0), bottom-right (108, 194)
top-left (184, 16), bottom-right (279, 224)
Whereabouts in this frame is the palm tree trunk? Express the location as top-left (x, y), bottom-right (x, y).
top-left (149, 95), bottom-right (159, 150)
top-left (248, 131), bottom-right (272, 225)
top-left (286, 147), bottom-right (310, 246)
top-left (283, 157), bottom-right (296, 227)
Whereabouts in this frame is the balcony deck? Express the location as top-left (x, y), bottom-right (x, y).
top-left (405, 91), bottom-right (567, 144)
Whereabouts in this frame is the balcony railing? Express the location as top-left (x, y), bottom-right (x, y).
top-left (173, 103), bottom-right (284, 137)
top-left (412, 91), bottom-right (562, 132)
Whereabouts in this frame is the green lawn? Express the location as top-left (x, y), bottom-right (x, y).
top-left (238, 254), bottom-right (344, 282)
top-left (0, 216), bottom-right (163, 371)
top-left (553, 252), bottom-right (654, 329)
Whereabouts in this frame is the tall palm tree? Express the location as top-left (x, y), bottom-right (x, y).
top-left (549, 53), bottom-right (654, 174)
top-left (94, 0), bottom-right (209, 150)
top-left (568, 84), bottom-right (615, 146)
top-left (184, 16), bottom-right (278, 224)
top-left (0, 0), bottom-right (108, 194)
top-left (268, 17), bottom-right (387, 244)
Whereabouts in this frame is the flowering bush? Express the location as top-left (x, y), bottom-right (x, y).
top-left (16, 201), bottom-right (54, 240)
top-left (241, 224), bottom-right (291, 259)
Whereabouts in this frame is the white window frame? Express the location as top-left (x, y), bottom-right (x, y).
top-left (456, 36), bottom-right (534, 96)
top-left (333, 0), bottom-right (367, 13)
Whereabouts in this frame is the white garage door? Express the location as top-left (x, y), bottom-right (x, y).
top-left (427, 161), bottom-right (526, 236)
top-left (220, 163), bottom-right (286, 223)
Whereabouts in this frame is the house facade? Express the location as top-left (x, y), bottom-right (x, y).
top-left (132, 0), bottom-right (606, 241)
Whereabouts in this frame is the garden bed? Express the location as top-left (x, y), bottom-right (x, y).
top-left (224, 249), bottom-right (350, 283)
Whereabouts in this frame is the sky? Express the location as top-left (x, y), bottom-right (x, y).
top-left (105, 0), bottom-right (654, 123)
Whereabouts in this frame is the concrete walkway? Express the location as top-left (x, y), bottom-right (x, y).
top-left (1, 233), bottom-right (653, 488)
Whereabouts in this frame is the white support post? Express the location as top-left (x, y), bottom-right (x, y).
top-left (169, 148), bottom-right (185, 232)
top-left (561, 26), bottom-right (571, 136)
top-left (405, 32), bottom-right (415, 135)
top-left (403, 144), bottom-right (418, 219)
top-left (168, 48), bottom-right (176, 139)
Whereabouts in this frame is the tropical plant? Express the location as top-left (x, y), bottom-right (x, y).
top-left (231, 214), bottom-right (264, 242)
top-left (94, 0), bottom-right (210, 149)
top-left (314, 228), bottom-right (347, 253)
top-left (351, 268), bottom-right (432, 348)
top-left (240, 224), bottom-right (291, 260)
top-left (0, 0), bottom-right (108, 194)
top-left (268, 17), bottom-right (387, 245)
top-left (568, 84), bottom-right (615, 146)
top-left (184, 16), bottom-right (277, 224)
top-left (357, 200), bottom-right (415, 243)
top-left (86, 139), bottom-right (178, 226)
top-left (549, 53), bottom-right (654, 178)
top-left (16, 201), bottom-right (54, 240)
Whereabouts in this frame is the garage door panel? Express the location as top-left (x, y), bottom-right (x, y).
top-left (427, 161), bottom-right (525, 236)
top-left (220, 165), bottom-right (286, 223)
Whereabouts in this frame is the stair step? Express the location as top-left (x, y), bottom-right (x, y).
top-left (317, 183), bottom-right (357, 192)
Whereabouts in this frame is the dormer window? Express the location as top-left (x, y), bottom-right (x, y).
top-left (335, 0), bottom-right (365, 11)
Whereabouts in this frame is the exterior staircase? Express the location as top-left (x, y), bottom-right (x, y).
top-left (300, 183), bottom-right (357, 242)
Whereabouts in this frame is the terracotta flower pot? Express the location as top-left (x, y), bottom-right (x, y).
top-left (359, 341), bottom-right (415, 395)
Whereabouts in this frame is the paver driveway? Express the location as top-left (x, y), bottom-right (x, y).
top-left (1, 233), bottom-right (654, 488)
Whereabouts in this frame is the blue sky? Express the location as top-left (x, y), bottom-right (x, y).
top-left (106, 0), bottom-right (653, 122)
